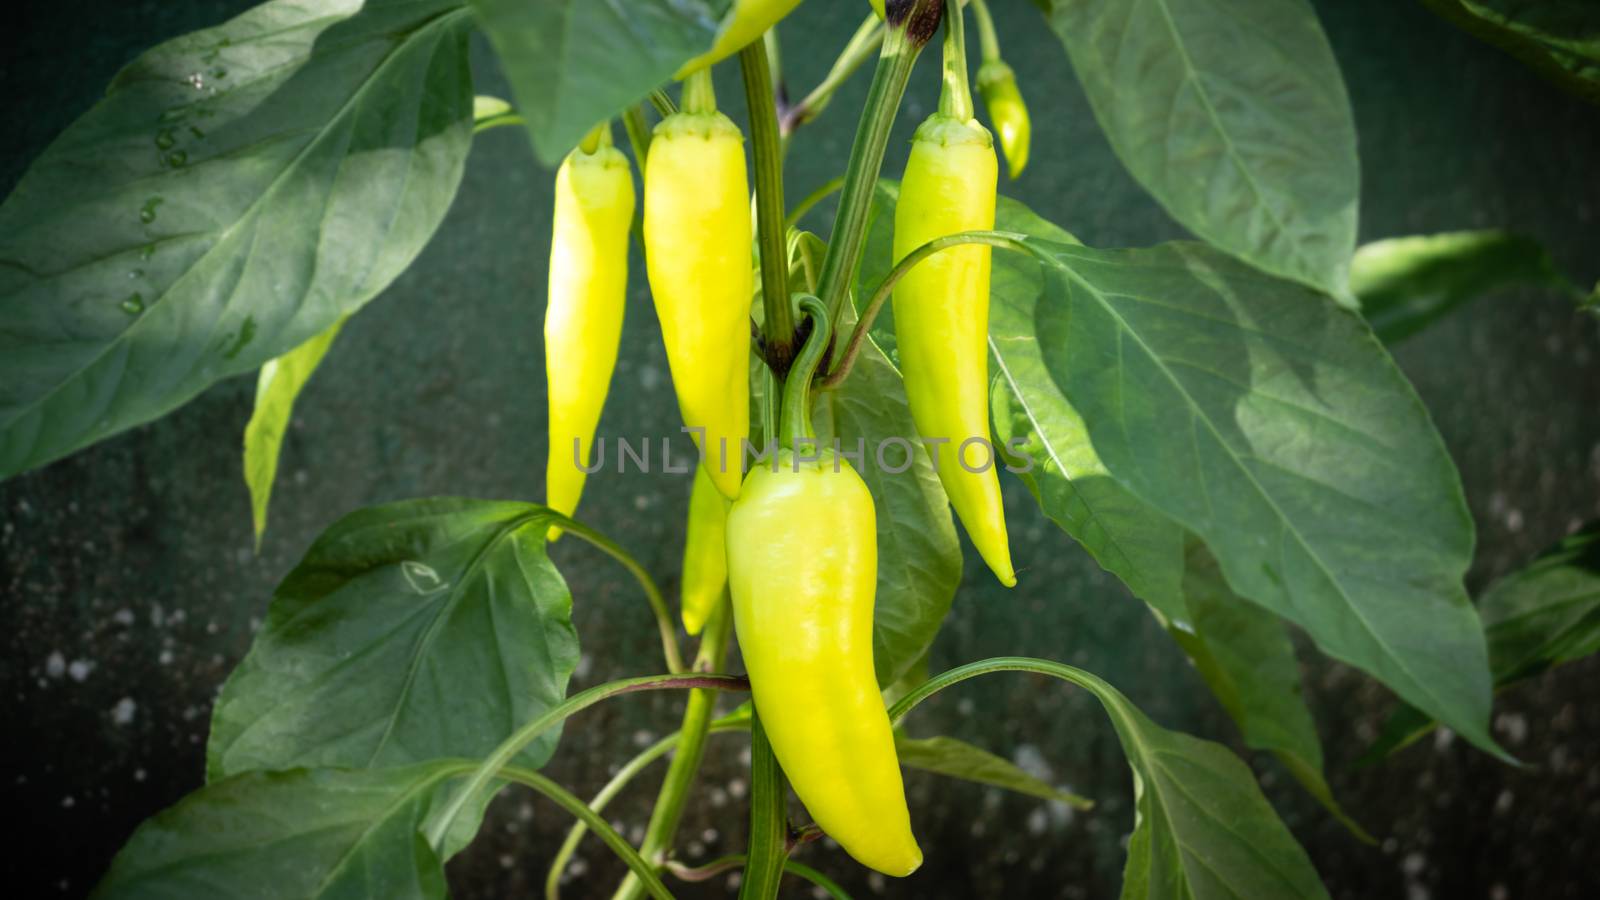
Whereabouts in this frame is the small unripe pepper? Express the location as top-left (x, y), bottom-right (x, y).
top-left (679, 465), bottom-right (729, 636)
top-left (644, 71), bottom-right (752, 499)
top-left (726, 297), bottom-right (922, 877)
top-left (678, 0), bottom-right (806, 77)
top-left (544, 125), bottom-right (634, 538)
top-left (892, 113), bottom-right (1016, 586)
top-left (977, 59), bottom-right (1030, 178)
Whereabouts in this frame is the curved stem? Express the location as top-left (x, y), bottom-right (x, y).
top-left (555, 513), bottom-right (686, 674)
top-left (424, 672), bottom-right (749, 848)
top-left (820, 230), bottom-right (1031, 389)
top-left (778, 295), bottom-right (833, 445)
top-left (611, 595), bottom-right (735, 900)
top-left (666, 857), bottom-right (852, 899)
top-left (782, 14), bottom-right (885, 138)
top-left (887, 656), bottom-right (1102, 725)
top-left (970, 0), bottom-right (1000, 63)
top-left (498, 764), bottom-right (675, 900)
top-left (939, 0), bottom-right (974, 120)
top-left (785, 176), bottom-right (845, 231)
top-left (813, 2), bottom-right (942, 324)
top-left (741, 42), bottom-right (795, 374)
top-left (546, 706), bottom-right (751, 900)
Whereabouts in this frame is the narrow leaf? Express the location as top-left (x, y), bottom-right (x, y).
top-left (93, 764), bottom-right (458, 900)
top-left (895, 734), bottom-right (1093, 810)
top-left (1421, 0), bottom-right (1600, 105)
top-left (1036, 0), bottom-right (1359, 296)
top-left (243, 317), bottom-right (345, 548)
top-left (0, 0), bottom-right (474, 477)
top-left (208, 498), bottom-right (580, 779)
top-left (1030, 238), bottom-right (1499, 755)
top-left (1351, 230), bottom-right (1578, 343)
top-left (470, 0), bottom-right (733, 166)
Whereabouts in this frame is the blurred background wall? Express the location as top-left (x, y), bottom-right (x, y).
top-left (3, 0), bottom-right (1598, 897)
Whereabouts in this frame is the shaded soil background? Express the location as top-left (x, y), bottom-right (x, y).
top-left (4, 1), bottom-right (1599, 898)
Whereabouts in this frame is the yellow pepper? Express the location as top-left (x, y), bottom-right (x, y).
top-left (544, 126), bottom-right (634, 539)
top-left (680, 465), bottom-right (729, 635)
top-left (892, 113), bottom-right (1016, 586)
top-left (677, 0), bottom-right (806, 77)
top-left (726, 296), bottom-right (922, 877)
top-left (977, 59), bottom-right (1030, 178)
top-left (643, 71), bottom-right (752, 499)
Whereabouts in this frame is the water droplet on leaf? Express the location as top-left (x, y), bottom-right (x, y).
top-left (400, 561), bottom-right (449, 595)
top-left (186, 72), bottom-right (205, 90)
top-left (165, 150), bottom-right (187, 168)
top-left (120, 293), bottom-right (145, 315)
top-left (138, 197), bottom-right (163, 224)
top-left (154, 129), bottom-right (176, 150)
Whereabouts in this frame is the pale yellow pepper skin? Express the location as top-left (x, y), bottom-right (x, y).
top-left (726, 449), bottom-right (923, 877)
top-left (544, 142), bottom-right (635, 539)
top-left (677, 0), bottom-right (806, 77)
top-left (977, 59), bottom-right (1031, 179)
top-left (679, 465), bottom-right (729, 635)
top-left (892, 114), bottom-right (1017, 586)
top-left (643, 111), bottom-right (752, 499)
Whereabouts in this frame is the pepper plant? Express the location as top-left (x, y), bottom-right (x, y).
top-left (4, 0), bottom-right (1599, 898)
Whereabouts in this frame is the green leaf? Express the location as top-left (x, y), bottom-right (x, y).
top-left (1028, 238), bottom-right (1500, 756)
top-left (1351, 230), bottom-right (1577, 343)
top-left (1421, 0), bottom-right (1600, 105)
top-left (243, 317), bottom-right (345, 549)
top-left (813, 305), bottom-right (962, 688)
top-left (208, 499), bottom-right (580, 779)
top-left (470, 0), bottom-right (733, 166)
top-left (1035, 0), bottom-right (1359, 297)
top-left (1364, 523), bottom-right (1600, 760)
top-left (1173, 541), bottom-right (1371, 841)
top-left (0, 0), bottom-right (474, 478)
top-left (895, 734), bottom-right (1093, 810)
top-left (892, 658), bottom-right (1330, 899)
top-left (93, 764), bottom-right (457, 899)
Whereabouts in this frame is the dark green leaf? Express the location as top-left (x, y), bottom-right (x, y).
top-left (1421, 0), bottom-right (1600, 105)
top-left (1174, 541), bottom-right (1370, 841)
top-left (1351, 230), bottom-right (1575, 343)
top-left (1029, 238), bottom-right (1499, 755)
top-left (1035, 0), bottom-right (1359, 297)
top-left (93, 764), bottom-right (460, 899)
top-left (813, 306), bottom-right (962, 688)
top-left (0, 0), bottom-right (474, 478)
top-left (208, 499), bottom-right (580, 779)
top-left (243, 317), bottom-right (345, 548)
top-left (1364, 523), bottom-right (1600, 760)
top-left (470, 0), bottom-right (733, 166)
top-left (895, 734), bottom-right (1093, 809)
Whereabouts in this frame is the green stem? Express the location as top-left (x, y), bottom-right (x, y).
top-left (738, 712), bottom-right (790, 900)
top-left (611, 596), bottom-right (735, 900)
top-left (622, 104), bottom-right (652, 164)
top-left (782, 14), bottom-right (885, 138)
top-left (820, 230), bottom-right (1030, 389)
top-left (813, 0), bottom-right (943, 324)
top-left (682, 68), bottom-right (717, 115)
top-left (578, 122), bottom-right (611, 154)
top-left (667, 856), bottom-right (852, 899)
top-left (741, 42), bottom-right (796, 375)
top-left (888, 656), bottom-right (1103, 725)
top-left (498, 764), bottom-right (675, 900)
top-left (546, 709), bottom-right (751, 900)
top-left (778, 295), bottom-right (832, 445)
top-left (785, 176), bottom-right (845, 230)
top-left (650, 89), bottom-right (678, 118)
top-left (423, 672), bottom-right (749, 848)
top-left (939, 0), bottom-right (974, 120)
top-left (970, 0), bottom-right (1000, 62)
top-left (555, 513), bottom-right (686, 675)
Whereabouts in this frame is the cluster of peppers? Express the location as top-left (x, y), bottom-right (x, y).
top-left (540, 0), bottom-right (1031, 880)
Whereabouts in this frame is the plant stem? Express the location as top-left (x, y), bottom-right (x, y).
top-left (611, 595), bottom-right (735, 900)
top-left (778, 295), bottom-right (832, 445)
top-left (498, 764), bottom-right (675, 900)
top-left (556, 514), bottom-right (687, 674)
top-left (939, 0), bottom-right (974, 120)
top-left (737, 712), bottom-right (790, 900)
top-left (970, 0), bottom-right (1000, 62)
top-left (821, 229), bottom-right (1030, 389)
top-left (622, 104), bottom-right (652, 164)
top-left (424, 672), bottom-right (749, 848)
top-left (813, 1), bottom-right (943, 325)
top-left (650, 89), bottom-right (678, 118)
top-left (682, 68), bottom-right (717, 115)
top-left (666, 856), bottom-right (852, 899)
top-left (782, 14), bottom-right (885, 138)
top-left (741, 42), bottom-right (795, 375)
top-left (546, 709), bottom-right (751, 900)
